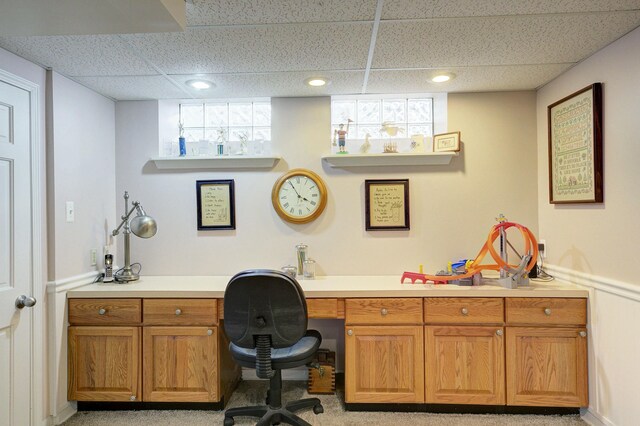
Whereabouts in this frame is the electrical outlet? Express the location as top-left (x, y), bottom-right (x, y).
top-left (538, 239), bottom-right (546, 259)
top-left (90, 248), bottom-right (97, 266)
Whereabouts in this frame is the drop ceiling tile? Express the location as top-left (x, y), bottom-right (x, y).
top-left (73, 76), bottom-right (187, 100)
top-left (0, 35), bottom-right (157, 76)
top-left (121, 23), bottom-right (372, 74)
top-left (382, 0), bottom-right (640, 20)
top-left (366, 64), bottom-right (574, 94)
top-left (171, 71), bottom-right (365, 98)
top-left (373, 12), bottom-right (640, 68)
top-left (187, 0), bottom-right (377, 26)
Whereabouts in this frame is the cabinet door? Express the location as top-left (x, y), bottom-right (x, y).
top-left (425, 326), bottom-right (505, 405)
top-left (143, 326), bottom-right (218, 402)
top-left (345, 325), bottom-right (424, 403)
top-left (68, 326), bottom-right (140, 401)
top-left (506, 327), bottom-right (588, 407)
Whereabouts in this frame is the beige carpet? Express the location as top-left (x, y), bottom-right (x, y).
top-left (63, 381), bottom-right (586, 425)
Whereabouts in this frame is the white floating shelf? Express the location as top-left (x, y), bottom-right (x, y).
top-left (322, 152), bottom-right (458, 167)
top-left (151, 156), bottom-right (281, 170)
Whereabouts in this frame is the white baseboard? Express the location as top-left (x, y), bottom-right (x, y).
top-left (52, 402), bottom-right (76, 425)
top-left (581, 407), bottom-right (613, 426)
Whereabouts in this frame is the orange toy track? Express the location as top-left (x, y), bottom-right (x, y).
top-left (401, 221), bottom-right (538, 284)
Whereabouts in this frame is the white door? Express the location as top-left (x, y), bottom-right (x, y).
top-left (0, 78), bottom-right (34, 425)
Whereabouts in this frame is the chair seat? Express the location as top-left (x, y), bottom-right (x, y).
top-left (229, 330), bottom-right (321, 370)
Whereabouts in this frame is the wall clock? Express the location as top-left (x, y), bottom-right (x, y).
top-left (271, 168), bottom-right (328, 224)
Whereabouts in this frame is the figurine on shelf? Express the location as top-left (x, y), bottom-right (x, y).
top-left (383, 141), bottom-right (398, 153)
top-left (333, 118), bottom-right (353, 154)
top-left (360, 132), bottom-right (371, 153)
top-left (380, 121), bottom-right (403, 137)
top-left (238, 131), bottom-right (249, 155)
top-left (178, 121), bottom-right (186, 157)
top-left (216, 127), bottom-right (227, 156)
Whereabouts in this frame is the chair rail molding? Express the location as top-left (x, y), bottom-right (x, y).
top-left (46, 271), bottom-right (110, 293)
top-left (544, 264), bottom-right (640, 302)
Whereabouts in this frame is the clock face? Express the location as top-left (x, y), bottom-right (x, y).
top-left (272, 169), bottom-right (327, 223)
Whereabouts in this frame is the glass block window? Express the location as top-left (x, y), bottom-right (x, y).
top-left (331, 97), bottom-right (433, 140)
top-left (179, 101), bottom-right (271, 142)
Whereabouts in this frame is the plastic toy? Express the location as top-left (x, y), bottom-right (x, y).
top-left (402, 216), bottom-right (538, 289)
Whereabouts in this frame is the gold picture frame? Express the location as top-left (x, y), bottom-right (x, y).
top-left (433, 131), bottom-right (460, 152)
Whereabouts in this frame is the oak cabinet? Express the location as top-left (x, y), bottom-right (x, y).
top-left (425, 325), bottom-right (505, 405)
top-left (345, 298), bottom-right (425, 403)
top-left (505, 297), bottom-right (588, 407)
top-left (345, 325), bottom-right (424, 403)
top-left (143, 326), bottom-right (218, 402)
top-left (68, 298), bottom-right (239, 405)
top-left (68, 326), bottom-right (141, 402)
top-left (424, 298), bottom-right (505, 405)
top-left (506, 327), bottom-right (588, 407)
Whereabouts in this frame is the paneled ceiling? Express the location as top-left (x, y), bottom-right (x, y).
top-left (1, 0), bottom-right (639, 100)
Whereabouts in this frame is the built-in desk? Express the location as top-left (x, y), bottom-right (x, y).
top-left (66, 276), bottom-right (589, 411)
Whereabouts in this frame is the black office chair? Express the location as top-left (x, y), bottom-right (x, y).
top-left (223, 269), bottom-right (324, 426)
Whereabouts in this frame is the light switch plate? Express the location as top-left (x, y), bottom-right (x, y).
top-left (66, 201), bottom-right (74, 223)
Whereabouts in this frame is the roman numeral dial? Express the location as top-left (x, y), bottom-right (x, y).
top-left (271, 169), bottom-right (328, 224)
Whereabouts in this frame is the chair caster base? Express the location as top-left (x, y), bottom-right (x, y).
top-left (224, 398), bottom-right (323, 426)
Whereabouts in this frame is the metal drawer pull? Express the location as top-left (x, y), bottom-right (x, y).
top-left (130, 395), bottom-right (136, 401)
top-left (98, 308), bottom-right (106, 315)
top-left (207, 329), bottom-right (213, 336)
top-left (544, 308), bottom-right (552, 316)
top-left (175, 309), bottom-right (182, 316)
top-left (461, 308), bottom-right (469, 315)
top-left (380, 308), bottom-right (388, 316)
top-left (579, 331), bottom-right (587, 337)
top-left (347, 329), bottom-right (353, 336)
top-left (496, 329), bottom-right (503, 336)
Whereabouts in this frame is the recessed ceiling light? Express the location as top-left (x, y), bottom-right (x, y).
top-left (305, 77), bottom-right (329, 87)
top-left (431, 72), bottom-right (456, 83)
top-left (186, 79), bottom-right (215, 90)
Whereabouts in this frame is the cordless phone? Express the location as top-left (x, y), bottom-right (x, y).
top-left (103, 253), bottom-right (114, 283)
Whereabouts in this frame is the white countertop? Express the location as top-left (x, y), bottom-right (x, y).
top-left (67, 275), bottom-right (588, 298)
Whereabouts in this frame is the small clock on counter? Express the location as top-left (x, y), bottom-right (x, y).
top-left (271, 168), bottom-right (327, 224)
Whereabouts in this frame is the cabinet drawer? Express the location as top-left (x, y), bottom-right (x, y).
top-left (424, 298), bottom-right (504, 324)
top-left (69, 298), bottom-right (141, 325)
top-left (346, 298), bottom-right (423, 325)
top-left (307, 299), bottom-right (339, 318)
top-left (506, 298), bottom-right (586, 326)
top-left (143, 299), bottom-right (218, 326)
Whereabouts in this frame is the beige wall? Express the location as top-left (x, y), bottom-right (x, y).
top-left (537, 27), bottom-right (640, 283)
top-left (115, 91), bottom-right (538, 277)
top-left (49, 72), bottom-right (117, 280)
top-left (536, 26), bottom-right (640, 426)
top-left (46, 72), bottom-right (117, 423)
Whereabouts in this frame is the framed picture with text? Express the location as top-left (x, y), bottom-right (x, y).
top-left (365, 179), bottom-right (410, 231)
top-left (196, 180), bottom-right (235, 230)
top-left (548, 83), bottom-right (603, 204)
top-left (433, 131), bottom-right (460, 152)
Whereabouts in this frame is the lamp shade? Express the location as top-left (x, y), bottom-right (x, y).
top-left (130, 215), bottom-right (157, 238)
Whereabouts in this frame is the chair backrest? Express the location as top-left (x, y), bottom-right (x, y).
top-left (224, 269), bottom-right (308, 349)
